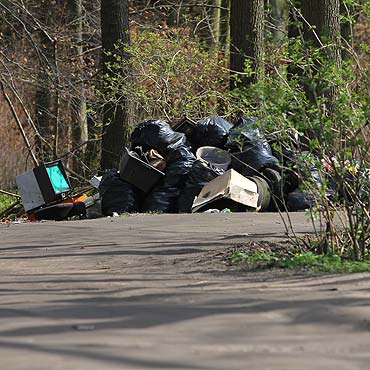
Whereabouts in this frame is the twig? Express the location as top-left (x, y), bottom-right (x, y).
top-left (0, 200), bottom-right (21, 219)
top-left (0, 65), bottom-right (53, 153)
top-left (0, 79), bottom-right (39, 166)
top-left (0, 190), bottom-right (21, 199)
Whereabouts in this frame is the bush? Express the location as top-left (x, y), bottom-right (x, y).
top-left (101, 28), bottom-right (229, 123)
top-left (227, 28), bottom-right (370, 260)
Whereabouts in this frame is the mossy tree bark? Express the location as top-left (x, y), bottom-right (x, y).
top-left (212, 0), bottom-right (222, 50)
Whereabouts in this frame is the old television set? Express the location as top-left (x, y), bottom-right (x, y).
top-left (16, 160), bottom-right (72, 212)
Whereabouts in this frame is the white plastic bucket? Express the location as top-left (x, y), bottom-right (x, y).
top-left (196, 146), bottom-right (231, 171)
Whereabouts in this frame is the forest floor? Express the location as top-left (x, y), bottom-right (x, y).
top-left (1, 213), bottom-right (370, 370)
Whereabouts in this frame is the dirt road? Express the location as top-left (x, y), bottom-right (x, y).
top-left (1, 213), bottom-right (370, 369)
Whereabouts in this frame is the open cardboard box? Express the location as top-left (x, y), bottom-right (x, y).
top-left (192, 169), bottom-right (259, 213)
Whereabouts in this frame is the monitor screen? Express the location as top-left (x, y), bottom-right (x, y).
top-left (46, 163), bottom-right (71, 194)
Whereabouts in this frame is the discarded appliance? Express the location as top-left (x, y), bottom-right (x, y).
top-left (26, 193), bottom-right (88, 221)
top-left (16, 160), bottom-right (72, 212)
top-left (192, 169), bottom-right (259, 213)
top-left (119, 147), bottom-right (165, 193)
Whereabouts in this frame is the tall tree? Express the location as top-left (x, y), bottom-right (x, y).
top-left (34, 2), bottom-right (55, 161)
top-left (67, 0), bottom-right (88, 171)
top-left (230, 0), bottom-right (264, 89)
top-left (100, 0), bottom-right (131, 170)
top-left (302, 0), bottom-right (341, 109)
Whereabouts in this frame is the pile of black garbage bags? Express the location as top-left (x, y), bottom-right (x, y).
top-left (99, 116), bottom-right (317, 216)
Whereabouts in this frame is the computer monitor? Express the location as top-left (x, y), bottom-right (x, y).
top-left (44, 162), bottom-right (71, 194)
top-left (16, 160), bottom-right (72, 212)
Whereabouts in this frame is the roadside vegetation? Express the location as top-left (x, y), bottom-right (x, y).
top-left (0, 193), bottom-right (14, 213)
top-left (228, 241), bottom-right (370, 274)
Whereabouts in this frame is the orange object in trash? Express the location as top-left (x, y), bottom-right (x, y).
top-left (62, 194), bottom-right (88, 204)
top-left (27, 194), bottom-right (87, 221)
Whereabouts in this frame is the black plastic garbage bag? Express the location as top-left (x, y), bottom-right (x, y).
top-left (178, 159), bottom-right (224, 212)
top-left (142, 186), bottom-right (184, 213)
top-left (225, 117), bottom-right (260, 151)
top-left (285, 165), bottom-right (334, 211)
top-left (130, 120), bottom-right (187, 154)
top-left (99, 169), bottom-right (140, 216)
top-left (142, 145), bottom-right (195, 213)
top-left (191, 116), bottom-right (232, 149)
top-left (231, 142), bottom-right (280, 176)
top-left (165, 145), bottom-right (195, 180)
top-left (287, 188), bottom-right (316, 211)
top-left (227, 117), bottom-right (279, 175)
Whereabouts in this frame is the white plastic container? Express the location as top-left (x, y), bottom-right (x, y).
top-left (196, 146), bottom-right (231, 171)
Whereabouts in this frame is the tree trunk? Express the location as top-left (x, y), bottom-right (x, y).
top-left (67, 0), bottom-right (88, 172)
top-left (230, 0), bottom-right (264, 89)
top-left (100, 0), bottom-right (131, 170)
top-left (211, 0), bottom-right (222, 49)
top-left (302, 0), bottom-right (341, 109)
top-left (222, 0), bottom-right (231, 54)
top-left (302, 0), bottom-right (341, 65)
top-left (34, 8), bottom-right (54, 162)
top-left (270, 0), bottom-right (288, 44)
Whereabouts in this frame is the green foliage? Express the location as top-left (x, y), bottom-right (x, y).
top-left (230, 250), bottom-right (370, 273)
top-left (226, 12), bottom-right (370, 260)
top-left (0, 193), bottom-right (15, 213)
top-left (100, 28), bottom-right (229, 122)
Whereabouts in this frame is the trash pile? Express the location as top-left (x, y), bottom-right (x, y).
top-left (97, 116), bottom-right (310, 217)
top-left (15, 115), bottom-right (337, 221)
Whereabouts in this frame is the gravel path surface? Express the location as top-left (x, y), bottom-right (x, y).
top-left (1, 213), bottom-right (370, 369)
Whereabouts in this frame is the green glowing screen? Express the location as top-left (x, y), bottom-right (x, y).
top-left (46, 164), bottom-right (70, 193)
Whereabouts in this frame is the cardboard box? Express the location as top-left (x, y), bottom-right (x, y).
top-left (192, 169), bottom-right (259, 212)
